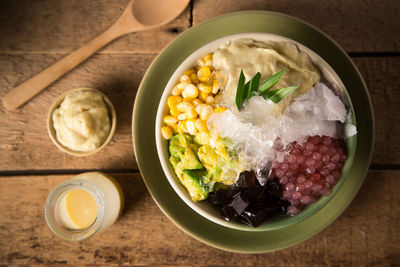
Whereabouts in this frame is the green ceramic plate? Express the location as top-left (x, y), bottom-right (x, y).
top-left (132, 11), bottom-right (374, 253)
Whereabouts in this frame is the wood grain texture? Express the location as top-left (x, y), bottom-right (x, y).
top-left (1, 55), bottom-right (398, 170)
top-left (0, 171), bottom-right (399, 265)
top-left (354, 57), bottom-right (400, 165)
top-left (193, 0), bottom-right (400, 53)
top-left (0, 0), bottom-right (190, 54)
top-left (0, 53), bottom-right (155, 171)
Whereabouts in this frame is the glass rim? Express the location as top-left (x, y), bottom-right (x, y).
top-left (44, 178), bottom-right (105, 241)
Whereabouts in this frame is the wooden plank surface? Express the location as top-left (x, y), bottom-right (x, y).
top-left (0, 0), bottom-right (398, 53)
top-left (1, 56), bottom-right (398, 170)
top-left (355, 57), bottom-right (400, 165)
top-left (193, 0), bottom-right (400, 53)
top-left (0, 170), bottom-right (399, 265)
top-left (0, 0), bottom-right (190, 54)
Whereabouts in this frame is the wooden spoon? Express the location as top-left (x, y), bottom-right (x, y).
top-left (2, 0), bottom-right (190, 110)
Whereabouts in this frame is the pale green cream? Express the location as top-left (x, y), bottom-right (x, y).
top-left (212, 38), bottom-right (320, 116)
top-left (52, 91), bottom-right (110, 152)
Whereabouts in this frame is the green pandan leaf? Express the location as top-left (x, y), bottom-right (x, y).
top-left (247, 72), bottom-right (261, 99)
top-left (235, 68), bottom-right (298, 110)
top-left (242, 81), bottom-right (250, 105)
top-left (264, 86), bottom-right (300, 103)
top-left (258, 69), bottom-right (286, 94)
top-left (235, 70), bottom-right (245, 110)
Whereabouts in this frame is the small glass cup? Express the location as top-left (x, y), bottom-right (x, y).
top-left (44, 172), bottom-right (123, 241)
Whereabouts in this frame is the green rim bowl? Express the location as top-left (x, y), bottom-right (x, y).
top-left (133, 11), bottom-right (374, 252)
top-left (155, 32), bottom-right (357, 232)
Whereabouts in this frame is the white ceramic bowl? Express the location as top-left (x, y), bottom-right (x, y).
top-left (155, 33), bottom-right (351, 231)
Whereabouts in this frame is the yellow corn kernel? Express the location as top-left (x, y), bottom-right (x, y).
top-left (169, 123), bottom-right (178, 134)
top-left (172, 86), bottom-right (182, 96)
top-left (195, 103), bottom-right (207, 115)
top-left (186, 107), bottom-right (198, 119)
top-left (180, 74), bottom-right (191, 83)
top-left (177, 120), bottom-right (187, 133)
top-left (184, 69), bottom-right (195, 76)
top-left (167, 95), bottom-right (183, 109)
top-left (161, 126), bottom-right (173, 140)
top-left (186, 119), bottom-right (197, 135)
top-left (195, 119), bottom-right (208, 132)
top-left (176, 81), bottom-right (190, 90)
top-left (204, 54), bottom-right (213, 66)
top-left (192, 99), bottom-right (203, 106)
top-left (182, 84), bottom-right (199, 99)
top-left (212, 79), bottom-right (220, 94)
top-left (214, 106), bottom-right (227, 113)
top-left (204, 54), bottom-right (212, 60)
top-left (215, 147), bottom-right (228, 159)
top-left (205, 95), bottom-right (214, 104)
top-left (170, 106), bottom-right (181, 117)
top-left (189, 73), bottom-right (199, 84)
top-left (198, 83), bottom-right (213, 94)
top-left (177, 113), bottom-right (187, 121)
top-left (195, 131), bottom-right (209, 145)
top-left (214, 94), bottom-right (221, 103)
top-left (200, 105), bottom-right (213, 120)
top-left (197, 66), bottom-right (212, 82)
top-left (199, 91), bottom-right (209, 102)
top-left (199, 54), bottom-right (213, 67)
top-left (176, 101), bottom-right (193, 112)
top-left (198, 58), bottom-right (206, 67)
top-left (163, 115), bottom-right (178, 125)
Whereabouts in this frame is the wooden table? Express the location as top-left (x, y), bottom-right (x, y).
top-left (0, 0), bottom-right (399, 265)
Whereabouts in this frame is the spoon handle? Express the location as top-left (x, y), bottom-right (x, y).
top-left (2, 24), bottom-right (125, 110)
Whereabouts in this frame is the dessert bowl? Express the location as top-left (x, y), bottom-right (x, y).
top-left (155, 33), bottom-right (357, 231)
top-left (133, 11), bottom-right (373, 252)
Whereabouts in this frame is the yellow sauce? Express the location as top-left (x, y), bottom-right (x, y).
top-left (60, 189), bottom-right (98, 229)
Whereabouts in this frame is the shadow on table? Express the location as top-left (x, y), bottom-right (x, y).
top-left (112, 173), bottom-right (148, 217)
top-left (344, 170), bottom-right (386, 213)
top-left (94, 73), bottom-right (139, 133)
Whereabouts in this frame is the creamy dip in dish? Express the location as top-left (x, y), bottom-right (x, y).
top-left (52, 90), bottom-right (111, 152)
top-left (213, 38), bottom-right (320, 116)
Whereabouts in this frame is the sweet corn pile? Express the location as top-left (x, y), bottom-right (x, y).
top-left (161, 54), bottom-right (227, 140)
top-left (162, 54), bottom-right (246, 201)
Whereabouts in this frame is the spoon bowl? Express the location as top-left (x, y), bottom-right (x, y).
top-left (132, 0), bottom-right (189, 27)
top-left (2, 0), bottom-right (190, 110)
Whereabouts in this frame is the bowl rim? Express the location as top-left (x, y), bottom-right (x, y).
top-left (154, 32), bottom-right (358, 231)
top-left (47, 87), bottom-right (117, 157)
